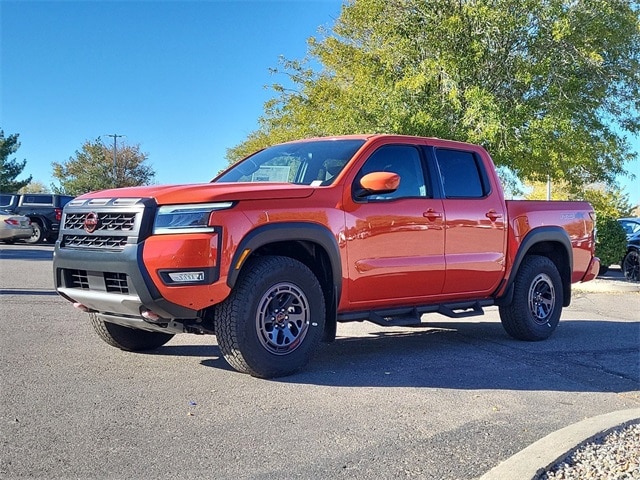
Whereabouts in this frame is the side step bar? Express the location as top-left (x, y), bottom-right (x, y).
top-left (337, 300), bottom-right (494, 327)
top-left (437, 301), bottom-right (485, 319)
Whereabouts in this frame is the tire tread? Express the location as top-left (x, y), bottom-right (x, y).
top-left (499, 255), bottom-right (563, 341)
top-left (215, 255), bottom-right (325, 378)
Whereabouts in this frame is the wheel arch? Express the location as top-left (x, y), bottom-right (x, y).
top-left (227, 222), bottom-right (342, 342)
top-left (500, 226), bottom-right (573, 307)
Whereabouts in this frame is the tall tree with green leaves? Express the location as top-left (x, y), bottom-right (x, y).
top-left (18, 181), bottom-right (50, 194)
top-left (52, 138), bottom-right (155, 195)
top-left (229, 0), bottom-right (639, 190)
top-left (0, 129), bottom-right (32, 192)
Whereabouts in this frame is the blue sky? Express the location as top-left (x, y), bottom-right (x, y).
top-left (2, 0), bottom-right (638, 206)
top-left (2, 0), bottom-right (343, 184)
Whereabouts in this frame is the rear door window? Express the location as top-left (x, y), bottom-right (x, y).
top-left (434, 149), bottom-right (488, 198)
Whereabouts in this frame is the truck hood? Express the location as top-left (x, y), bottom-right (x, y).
top-left (75, 182), bottom-right (316, 204)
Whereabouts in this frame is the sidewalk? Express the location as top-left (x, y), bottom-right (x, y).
top-left (573, 266), bottom-right (640, 294)
top-left (479, 409), bottom-right (640, 480)
top-left (480, 270), bottom-right (639, 480)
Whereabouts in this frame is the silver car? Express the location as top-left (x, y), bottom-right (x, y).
top-left (0, 209), bottom-right (33, 243)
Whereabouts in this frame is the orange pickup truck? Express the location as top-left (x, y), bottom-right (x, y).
top-left (53, 135), bottom-right (600, 377)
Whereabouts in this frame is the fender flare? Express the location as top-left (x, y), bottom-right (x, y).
top-left (227, 222), bottom-right (343, 304)
top-left (498, 226), bottom-right (573, 307)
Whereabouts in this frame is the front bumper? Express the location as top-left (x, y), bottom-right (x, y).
top-left (52, 197), bottom-right (229, 330)
top-left (54, 241), bottom-right (200, 321)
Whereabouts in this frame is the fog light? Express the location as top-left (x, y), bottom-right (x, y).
top-left (167, 271), bottom-right (205, 283)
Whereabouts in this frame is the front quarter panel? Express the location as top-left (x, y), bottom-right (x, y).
top-left (142, 233), bottom-right (231, 311)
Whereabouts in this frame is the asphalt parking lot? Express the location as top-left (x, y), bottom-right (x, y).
top-left (1, 243), bottom-right (639, 479)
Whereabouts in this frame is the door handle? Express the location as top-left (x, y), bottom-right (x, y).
top-left (485, 210), bottom-right (503, 221)
top-left (423, 209), bottom-right (442, 220)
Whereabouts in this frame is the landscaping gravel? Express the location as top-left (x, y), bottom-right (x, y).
top-left (539, 422), bottom-right (640, 479)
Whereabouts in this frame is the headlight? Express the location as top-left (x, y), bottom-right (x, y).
top-left (153, 202), bottom-right (233, 234)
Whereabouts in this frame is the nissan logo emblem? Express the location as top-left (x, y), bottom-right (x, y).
top-left (84, 212), bottom-right (99, 233)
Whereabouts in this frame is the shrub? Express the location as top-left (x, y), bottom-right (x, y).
top-left (595, 216), bottom-right (628, 273)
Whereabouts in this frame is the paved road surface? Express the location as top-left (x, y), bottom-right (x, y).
top-left (1, 244), bottom-right (638, 479)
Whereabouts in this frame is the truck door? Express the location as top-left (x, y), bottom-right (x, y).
top-left (344, 144), bottom-right (445, 307)
top-left (432, 147), bottom-right (507, 296)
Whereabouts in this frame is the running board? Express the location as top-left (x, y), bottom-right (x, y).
top-left (437, 301), bottom-right (485, 319)
top-left (337, 300), bottom-right (492, 327)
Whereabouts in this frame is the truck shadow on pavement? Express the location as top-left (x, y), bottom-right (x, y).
top-left (192, 319), bottom-right (640, 392)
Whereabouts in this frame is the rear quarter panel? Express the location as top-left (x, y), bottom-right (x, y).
top-left (506, 200), bottom-right (596, 282)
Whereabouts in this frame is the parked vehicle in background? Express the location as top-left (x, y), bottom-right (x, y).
top-left (619, 217), bottom-right (640, 281)
top-left (0, 193), bottom-right (20, 210)
top-left (618, 217), bottom-right (640, 239)
top-left (53, 134), bottom-right (600, 378)
top-left (0, 209), bottom-right (33, 243)
top-left (0, 193), bottom-right (74, 243)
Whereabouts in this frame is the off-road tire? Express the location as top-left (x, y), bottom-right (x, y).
top-left (216, 255), bottom-right (326, 378)
top-left (622, 250), bottom-right (639, 281)
top-left (499, 255), bottom-right (563, 341)
top-left (90, 313), bottom-right (174, 351)
top-left (25, 221), bottom-right (43, 244)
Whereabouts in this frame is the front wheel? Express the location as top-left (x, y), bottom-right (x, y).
top-left (499, 255), bottom-right (563, 341)
top-left (90, 313), bottom-right (174, 351)
top-left (622, 250), bottom-right (639, 281)
top-left (216, 256), bottom-right (326, 378)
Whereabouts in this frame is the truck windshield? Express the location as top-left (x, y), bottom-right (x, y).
top-left (214, 139), bottom-right (365, 186)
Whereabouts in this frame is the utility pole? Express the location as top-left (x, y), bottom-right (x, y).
top-left (105, 134), bottom-right (125, 187)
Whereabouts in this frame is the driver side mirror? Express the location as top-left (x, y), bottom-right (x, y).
top-left (355, 171), bottom-right (400, 198)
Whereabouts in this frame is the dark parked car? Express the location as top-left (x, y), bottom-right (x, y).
top-left (619, 217), bottom-right (640, 281)
top-left (0, 193), bottom-right (20, 210)
top-left (0, 193), bottom-right (74, 243)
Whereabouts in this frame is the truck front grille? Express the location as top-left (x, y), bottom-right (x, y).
top-left (59, 197), bottom-right (153, 250)
top-left (105, 272), bottom-right (129, 294)
top-left (63, 269), bottom-right (130, 295)
top-left (62, 234), bottom-right (129, 250)
top-left (64, 212), bottom-right (136, 231)
top-left (67, 269), bottom-right (89, 289)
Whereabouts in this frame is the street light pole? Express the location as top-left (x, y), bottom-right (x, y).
top-left (106, 134), bottom-right (124, 187)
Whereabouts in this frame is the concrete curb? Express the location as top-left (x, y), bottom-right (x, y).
top-left (572, 279), bottom-right (640, 293)
top-left (478, 408), bottom-right (640, 480)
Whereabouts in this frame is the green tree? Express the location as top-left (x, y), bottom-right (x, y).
top-left (580, 186), bottom-right (631, 272)
top-left (18, 181), bottom-right (50, 194)
top-left (52, 138), bottom-right (155, 195)
top-left (0, 129), bottom-right (32, 192)
top-left (229, 0), bottom-right (639, 191)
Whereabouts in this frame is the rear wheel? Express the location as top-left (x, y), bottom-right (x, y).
top-left (90, 313), bottom-right (174, 351)
top-left (216, 256), bottom-right (326, 378)
top-left (622, 250), bottom-right (639, 281)
top-left (25, 221), bottom-right (43, 244)
top-left (499, 255), bottom-right (563, 341)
